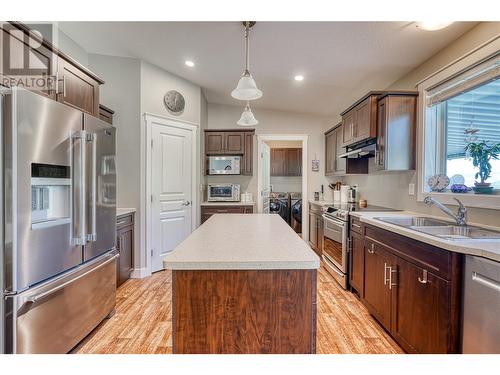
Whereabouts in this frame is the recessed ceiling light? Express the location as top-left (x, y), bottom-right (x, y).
top-left (416, 21), bottom-right (454, 31)
top-left (294, 75), bottom-right (304, 81)
top-left (185, 60), bottom-right (195, 67)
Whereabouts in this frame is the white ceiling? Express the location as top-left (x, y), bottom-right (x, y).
top-left (59, 21), bottom-right (478, 117)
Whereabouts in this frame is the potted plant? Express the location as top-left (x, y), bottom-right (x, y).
top-left (464, 140), bottom-right (500, 194)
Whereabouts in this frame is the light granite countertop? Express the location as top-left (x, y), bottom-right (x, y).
top-left (350, 210), bottom-right (500, 262)
top-left (163, 214), bottom-right (320, 270)
top-left (200, 201), bottom-right (255, 206)
top-left (116, 208), bottom-right (136, 217)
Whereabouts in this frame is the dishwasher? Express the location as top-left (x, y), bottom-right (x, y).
top-left (462, 255), bottom-right (500, 353)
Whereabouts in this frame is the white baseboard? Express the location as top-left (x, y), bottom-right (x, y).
top-left (130, 267), bottom-right (150, 279)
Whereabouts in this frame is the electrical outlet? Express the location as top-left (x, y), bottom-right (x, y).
top-left (408, 183), bottom-right (415, 196)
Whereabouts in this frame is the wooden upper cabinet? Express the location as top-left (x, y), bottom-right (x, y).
top-left (1, 22), bottom-right (104, 116)
top-left (205, 131), bottom-right (247, 155)
top-left (325, 130), bottom-right (335, 176)
top-left (225, 132), bottom-right (245, 154)
top-left (286, 148), bottom-right (302, 176)
top-left (334, 126), bottom-right (347, 175)
top-left (341, 92), bottom-right (381, 147)
top-left (353, 96), bottom-right (377, 141)
top-left (99, 104), bottom-right (114, 125)
top-left (325, 124), bottom-right (365, 176)
top-left (204, 129), bottom-right (255, 174)
top-left (271, 148), bottom-right (287, 176)
top-left (374, 93), bottom-right (418, 171)
top-left (242, 132), bottom-right (253, 176)
top-left (342, 111), bottom-right (355, 146)
top-left (0, 26), bottom-right (56, 99)
top-left (57, 58), bottom-right (100, 115)
top-left (205, 132), bottom-right (225, 154)
top-left (270, 148), bottom-right (302, 176)
top-left (391, 257), bottom-right (451, 354)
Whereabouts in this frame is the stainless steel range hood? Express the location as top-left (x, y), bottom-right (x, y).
top-left (339, 140), bottom-right (376, 159)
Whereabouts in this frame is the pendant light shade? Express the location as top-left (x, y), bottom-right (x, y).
top-left (237, 102), bottom-right (258, 126)
top-left (231, 21), bottom-right (262, 101)
top-left (231, 71), bottom-right (262, 101)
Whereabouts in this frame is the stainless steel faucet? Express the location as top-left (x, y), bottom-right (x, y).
top-left (423, 196), bottom-right (467, 226)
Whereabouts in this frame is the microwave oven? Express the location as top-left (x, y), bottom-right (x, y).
top-left (207, 184), bottom-right (241, 202)
top-left (208, 156), bottom-right (241, 175)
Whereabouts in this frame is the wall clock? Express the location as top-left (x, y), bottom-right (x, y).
top-left (164, 90), bottom-right (185, 114)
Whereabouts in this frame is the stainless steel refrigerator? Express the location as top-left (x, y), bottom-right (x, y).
top-left (1, 87), bottom-right (118, 354)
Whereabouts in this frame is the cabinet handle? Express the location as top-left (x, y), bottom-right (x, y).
top-left (374, 148), bottom-right (379, 165)
top-left (384, 262), bottom-right (390, 285)
top-left (352, 223), bottom-right (361, 229)
top-left (216, 209), bottom-right (229, 213)
top-left (418, 269), bottom-right (429, 284)
top-left (117, 220), bottom-right (127, 226)
top-left (367, 243), bottom-right (375, 254)
top-left (389, 266), bottom-right (397, 290)
top-left (350, 123), bottom-right (354, 139)
top-left (58, 75), bottom-right (66, 97)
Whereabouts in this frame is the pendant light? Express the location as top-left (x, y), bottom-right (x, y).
top-left (231, 21), bottom-right (262, 101)
top-left (237, 101), bottom-right (258, 126)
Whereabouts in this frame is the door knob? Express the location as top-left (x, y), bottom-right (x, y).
top-left (181, 200), bottom-right (191, 206)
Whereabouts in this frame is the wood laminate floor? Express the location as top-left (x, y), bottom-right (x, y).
top-left (73, 263), bottom-right (403, 354)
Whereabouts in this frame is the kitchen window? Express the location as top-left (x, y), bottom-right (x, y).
top-left (419, 50), bottom-right (500, 208)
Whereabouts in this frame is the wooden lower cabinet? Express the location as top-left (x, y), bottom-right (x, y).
top-left (350, 221), bottom-right (462, 353)
top-left (116, 212), bottom-right (134, 287)
top-left (201, 205), bottom-right (253, 224)
top-left (391, 257), bottom-right (452, 354)
top-left (349, 230), bottom-right (364, 296)
top-left (172, 269), bottom-right (317, 353)
top-left (308, 207), bottom-right (323, 257)
top-left (362, 240), bottom-right (393, 329)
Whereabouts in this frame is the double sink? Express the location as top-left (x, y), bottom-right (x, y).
top-left (374, 216), bottom-right (500, 241)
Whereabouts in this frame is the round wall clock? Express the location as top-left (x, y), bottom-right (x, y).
top-left (164, 90), bottom-right (185, 114)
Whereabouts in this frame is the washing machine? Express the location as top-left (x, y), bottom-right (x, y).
top-left (269, 192), bottom-right (290, 224)
top-left (290, 192), bottom-right (302, 233)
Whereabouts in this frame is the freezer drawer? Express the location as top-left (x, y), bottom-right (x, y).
top-left (462, 255), bottom-right (500, 354)
top-left (5, 250), bottom-right (118, 354)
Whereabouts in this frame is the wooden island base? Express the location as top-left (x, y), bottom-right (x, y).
top-left (172, 269), bottom-right (317, 354)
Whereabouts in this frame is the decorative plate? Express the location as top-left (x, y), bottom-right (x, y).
top-left (164, 90), bottom-right (185, 114)
top-left (449, 174), bottom-right (465, 185)
top-left (428, 174), bottom-right (450, 192)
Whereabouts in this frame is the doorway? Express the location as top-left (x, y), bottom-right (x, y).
top-left (257, 135), bottom-right (308, 241)
top-left (143, 114), bottom-right (199, 274)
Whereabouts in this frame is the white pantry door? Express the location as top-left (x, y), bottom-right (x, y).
top-left (261, 142), bottom-right (271, 213)
top-left (151, 122), bottom-right (193, 272)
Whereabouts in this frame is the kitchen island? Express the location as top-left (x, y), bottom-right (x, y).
top-left (163, 214), bottom-right (320, 354)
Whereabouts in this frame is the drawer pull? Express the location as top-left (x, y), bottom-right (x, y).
top-left (117, 220), bottom-right (127, 226)
top-left (216, 210), bottom-right (229, 213)
top-left (352, 223), bottom-right (361, 228)
top-left (418, 269), bottom-right (429, 284)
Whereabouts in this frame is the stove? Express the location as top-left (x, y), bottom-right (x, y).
top-left (324, 203), bottom-right (398, 222)
top-left (321, 203), bottom-right (398, 289)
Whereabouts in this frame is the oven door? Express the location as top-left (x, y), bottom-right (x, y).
top-left (207, 185), bottom-right (235, 201)
top-left (322, 215), bottom-right (348, 288)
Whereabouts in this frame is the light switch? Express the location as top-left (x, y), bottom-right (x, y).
top-left (408, 183), bottom-right (415, 196)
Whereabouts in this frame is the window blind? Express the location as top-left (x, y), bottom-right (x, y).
top-left (426, 53), bottom-right (500, 107)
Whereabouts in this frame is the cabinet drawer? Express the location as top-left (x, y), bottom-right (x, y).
top-left (202, 206), bottom-right (245, 214)
top-left (364, 224), bottom-right (452, 279)
top-left (350, 217), bottom-right (363, 234)
top-left (116, 213), bottom-right (134, 228)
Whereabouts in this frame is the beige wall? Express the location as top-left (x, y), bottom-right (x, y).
top-left (90, 56), bottom-right (204, 273)
top-left (206, 103), bottom-right (334, 203)
top-left (341, 22), bottom-right (500, 226)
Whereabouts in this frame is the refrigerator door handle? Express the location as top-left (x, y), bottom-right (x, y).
top-left (72, 130), bottom-right (87, 246)
top-left (24, 253), bottom-right (119, 306)
top-left (87, 132), bottom-right (97, 242)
